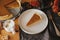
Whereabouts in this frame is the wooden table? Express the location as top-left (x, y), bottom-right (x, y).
top-left (9, 17), bottom-right (20, 40)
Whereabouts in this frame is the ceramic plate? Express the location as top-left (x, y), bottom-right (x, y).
top-left (18, 9), bottom-right (48, 34)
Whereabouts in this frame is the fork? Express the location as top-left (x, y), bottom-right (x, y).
top-left (47, 11), bottom-right (60, 36)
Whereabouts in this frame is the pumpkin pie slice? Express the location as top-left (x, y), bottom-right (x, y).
top-left (27, 13), bottom-right (41, 26)
top-left (0, 0), bottom-right (17, 16)
top-left (0, 0), bottom-right (20, 16)
top-left (6, 0), bottom-right (20, 9)
top-left (0, 0), bottom-right (20, 20)
top-left (0, 5), bottom-right (11, 16)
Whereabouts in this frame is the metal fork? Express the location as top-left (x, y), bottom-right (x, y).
top-left (47, 11), bottom-right (60, 36)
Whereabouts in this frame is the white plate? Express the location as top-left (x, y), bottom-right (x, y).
top-left (18, 9), bottom-right (48, 34)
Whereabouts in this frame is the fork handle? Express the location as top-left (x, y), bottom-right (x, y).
top-left (52, 20), bottom-right (60, 36)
